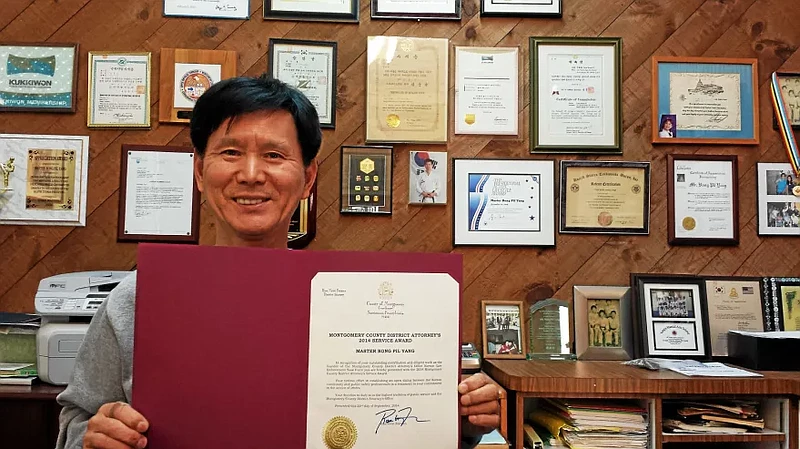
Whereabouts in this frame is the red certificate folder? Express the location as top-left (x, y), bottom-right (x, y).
top-left (132, 243), bottom-right (462, 449)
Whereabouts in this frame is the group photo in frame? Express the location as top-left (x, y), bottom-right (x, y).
top-left (480, 0), bottom-right (561, 17)
top-left (651, 56), bottom-right (759, 145)
top-left (572, 286), bottom-right (633, 361)
top-left (163, 0), bottom-right (250, 19)
top-left (87, 51), bottom-right (152, 129)
top-left (756, 162), bottom-right (800, 236)
top-left (0, 42), bottom-right (78, 113)
top-left (481, 300), bottom-right (527, 359)
top-left (339, 145), bottom-right (393, 215)
top-left (371, 0), bottom-right (461, 20)
top-left (772, 71), bottom-right (800, 130)
top-left (264, 0), bottom-right (359, 22)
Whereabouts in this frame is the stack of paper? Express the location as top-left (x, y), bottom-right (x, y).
top-left (663, 400), bottom-right (764, 434)
top-left (0, 362), bottom-right (37, 385)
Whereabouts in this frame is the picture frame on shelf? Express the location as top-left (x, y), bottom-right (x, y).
top-left (573, 285), bottom-right (633, 361)
top-left (481, 300), bottom-right (527, 360)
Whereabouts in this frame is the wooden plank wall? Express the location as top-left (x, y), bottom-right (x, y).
top-left (1, 0), bottom-right (799, 352)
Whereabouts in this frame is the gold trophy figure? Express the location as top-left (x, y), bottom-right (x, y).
top-left (0, 157), bottom-right (14, 194)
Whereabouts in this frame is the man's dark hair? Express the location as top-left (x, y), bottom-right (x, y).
top-left (190, 74), bottom-right (322, 165)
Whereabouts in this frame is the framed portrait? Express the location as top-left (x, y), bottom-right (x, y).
top-left (560, 160), bottom-right (650, 235)
top-left (452, 158), bottom-right (555, 247)
top-left (268, 38), bottom-right (337, 128)
top-left (530, 37), bottom-right (622, 154)
top-left (702, 276), bottom-right (764, 357)
top-left (651, 56), bottom-right (759, 145)
top-left (480, 0), bottom-right (561, 17)
top-left (409, 151), bottom-right (447, 205)
top-left (756, 162), bottom-right (800, 236)
top-left (87, 52), bottom-right (152, 128)
top-left (0, 42), bottom-right (78, 113)
top-left (481, 300), bottom-right (527, 360)
top-left (340, 145), bottom-right (393, 215)
top-left (631, 274), bottom-right (711, 360)
top-left (371, 0), bottom-right (461, 19)
top-left (163, 0), bottom-right (250, 18)
top-left (763, 277), bottom-right (800, 331)
top-left (264, 0), bottom-right (359, 22)
top-left (573, 286), bottom-right (633, 361)
top-left (772, 72), bottom-right (800, 130)
top-left (667, 154), bottom-right (739, 245)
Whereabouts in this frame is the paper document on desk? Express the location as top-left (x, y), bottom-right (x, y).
top-left (663, 360), bottom-right (762, 377)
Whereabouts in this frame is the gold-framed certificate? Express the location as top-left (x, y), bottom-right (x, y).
top-left (87, 52), bottom-right (152, 128)
top-left (560, 160), bottom-right (650, 234)
top-left (366, 36), bottom-right (448, 144)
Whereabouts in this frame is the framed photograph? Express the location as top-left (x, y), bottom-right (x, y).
top-left (158, 48), bottom-right (237, 124)
top-left (756, 162), bottom-right (800, 236)
top-left (454, 46), bottom-right (519, 136)
top-left (409, 150), bottom-right (447, 205)
top-left (772, 72), bottom-right (800, 130)
top-left (371, 0), bottom-right (460, 19)
top-left (651, 56), bottom-right (759, 145)
top-left (481, 300), bottom-right (527, 360)
top-left (480, 0), bottom-right (561, 17)
top-left (667, 154), bottom-right (739, 245)
top-left (288, 180), bottom-right (317, 249)
top-left (763, 277), bottom-right (800, 331)
top-left (573, 286), bottom-right (633, 361)
top-left (163, 0), bottom-right (250, 19)
top-left (87, 52), bottom-right (152, 128)
top-left (366, 36), bottom-right (449, 144)
top-left (340, 145), bottom-right (393, 215)
top-left (631, 274), bottom-right (711, 360)
top-left (702, 276), bottom-right (764, 357)
top-left (0, 134), bottom-right (89, 226)
top-left (0, 42), bottom-right (78, 113)
top-left (560, 160), bottom-right (650, 235)
top-left (264, 0), bottom-right (359, 22)
top-left (453, 158), bottom-right (555, 246)
top-left (268, 38), bottom-right (337, 128)
top-left (530, 37), bottom-right (622, 154)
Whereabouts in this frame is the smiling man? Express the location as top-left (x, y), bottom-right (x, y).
top-left (55, 75), bottom-right (499, 449)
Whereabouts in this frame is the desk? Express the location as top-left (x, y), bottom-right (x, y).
top-left (0, 384), bottom-right (65, 449)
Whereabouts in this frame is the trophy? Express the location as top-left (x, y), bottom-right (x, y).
top-left (527, 298), bottom-right (576, 360)
top-left (0, 157), bottom-right (14, 195)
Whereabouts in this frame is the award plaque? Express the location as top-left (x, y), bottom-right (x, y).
top-left (88, 52), bottom-right (152, 128)
top-left (288, 180), bottom-right (317, 248)
top-left (0, 42), bottom-right (78, 112)
top-left (527, 298), bottom-right (574, 360)
top-left (481, 300), bottom-right (527, 360)
top-left (339, 145), bottom-right (393, 215)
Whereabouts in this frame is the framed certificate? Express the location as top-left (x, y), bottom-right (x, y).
top-left (667, 154), bottom-right (739, 246)
top-left (764, 277), bottom-right (800, 331)
top-left (573, 285), bottom-right (633, 361)
top-left (454, 46), bottom-right (519, 136)
top-left (163, 0), bottom-right (250, 18)
top-left (702, 276), bottom-right (764, 357)
top-left (631, 274), bottom-right (711, 360)
top-left (651, 56), bottom-right (759, 145)
top-left (87, 52), bottom-right (152, 128)
top-left (264, 0), bottom-right (359, 22)
top-left (452, 158), bottom-right (555, 247)
top-left (340, 145), bottom-right (393, 215)
top-left (756, 162), bottom-right (800, 236)
top-left (118, 145), bottom-right (201, 243)
top-left (481, 300), bottom-right (527, 360)
top-left (530, 37), bottom-right (622, 154)
top-left (366, 36), bottom-right (449, 144)
top-left (409, 151), bottom-right (447, 205)
top-left (772, 72), bottom-right (800, 130)
top-left (0, 42), bottom-right (78, 113)
top-left (560, 160), bottom-right (650, 235)
top-left (371, 0), bottom-right (461, 20)
top-left (268, 39), bottom-right (337, 128)
top-left (480, 0), bottom-right (561, 17)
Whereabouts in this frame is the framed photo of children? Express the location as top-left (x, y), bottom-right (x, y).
top-left (481, 300), bottom-right (527, 359)
top-left (340, 145), bottom-right (393, 215)
top-left (573, 285), bottom-right (633, 361)
top-left (651, 56), bottom-right (759, 145)
top-left (409, 151), bottom-right (447, 205)
top-left (756, 162), bottom-right (800, 236)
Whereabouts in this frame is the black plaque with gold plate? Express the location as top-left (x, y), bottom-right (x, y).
top-left (288, 180), bottom-right (317, 248)
top-left (340, 145), bottom-right (393, 214)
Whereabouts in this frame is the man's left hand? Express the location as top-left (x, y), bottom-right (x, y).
top-left (458, 372), bottom-right (501, 437)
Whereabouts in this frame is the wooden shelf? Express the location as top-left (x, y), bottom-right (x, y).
top-left (661, 430), bottom-right (785, 443)
top-left (0, 384), bottom-right (64, 400)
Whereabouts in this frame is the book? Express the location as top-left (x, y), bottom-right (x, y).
top-left (0, 362), bottom-right (37, 377)
top-left (0, 376), bottom-right (36, 385)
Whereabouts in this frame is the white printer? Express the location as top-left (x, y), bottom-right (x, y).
top-left (35, 271), bottom-right (132, 385)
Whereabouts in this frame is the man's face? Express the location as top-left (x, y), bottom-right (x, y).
top-left (194, 110), bottom-right (317, 245)
top-left (424, 161), bottom-right (433, 174)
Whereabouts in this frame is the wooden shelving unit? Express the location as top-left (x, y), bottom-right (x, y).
top-left (661, 431), bottom-right (785, 443)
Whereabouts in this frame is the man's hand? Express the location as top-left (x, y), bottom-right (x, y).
top-left (458, 373), bottom-right (500, 437)
top-left (83, 402), bottom-right (149, 449)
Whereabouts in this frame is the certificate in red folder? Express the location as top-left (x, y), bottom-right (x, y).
top-left (132, 243), bottom-right (462, 449)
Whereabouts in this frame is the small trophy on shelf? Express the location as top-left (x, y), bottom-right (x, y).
top-left (0, 156), bottom-right (15, 195)
top-left (527, 298), bottom-right (576, 360)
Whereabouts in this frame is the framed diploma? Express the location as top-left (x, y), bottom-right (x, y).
top-left (454, 46), bottom-right (519, 136)
top-left (559, 160), bottom-right (650, 235)
top-left (340, 145), bottom-right (393, 215)
top-left (773, 72), bottom-right (800, 130)
top-left (756, 162), bottom-right (800, 236)
top-left (764, 277), bottom-right (800, 331)
top-left (87, 52), bottom-right (152, 128)
top-left (371, 0), bottom-right (461, 20)
top-left (667, 154), bottom-right (739, 245)
top-left (573, 285), bottom-right (633, 361)
top-left (702, 276), bottom-right (764, 357)
top-left (268, 38), bottom-right (337, 128)
top-left (631, 274), bottom-right (711, 360)
top-left (288, 180), bottom-right (317, 249)
top-left (163, 0), bottom-right (250, 18)
top-left (158, 48), bottom-right (237, 124)
top-left (366, 36), bottom-right (449, 144)
top-left (264, 0), bottom-right (359, 22)
top-left (481, 300), bottom-right (527, 360)
top-left (0, 42), bottom-right (78, 113)
top-left (530, 37), bottom-right (622, 154)
top-left (480, 0), bottom-right (561, 17)
top-left (651, 56), bottom-right (759, 145)
top-left (118, 145), bottom-right (201, 243)
top-left (0, 134), bottom-right (89, 226)
top-left (452, 158), bottom-right (555, 247)
top-left (409, 150), bottom-right (447, 205)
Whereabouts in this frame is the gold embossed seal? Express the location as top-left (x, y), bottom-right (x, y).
top-left (386, 114), bottom-right (401, 128)
top-left (682, 216), bottom-right (696, 231)
top-left (794, 185), bottom-right (800, 197)
top-left (597, 211), bottom-right (613, 227)
top-left (323, 416), bottom-right (358, 449)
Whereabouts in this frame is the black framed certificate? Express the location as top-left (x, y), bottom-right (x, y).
top-left (480, 0), bottom-right (561, 17)
top-left (339, 145), bottom-right (393, 215)
top-left (371, 0), bottom-right (461, 20)
top-left (264, 0), bottom-right (359, 22)
top-left (268, 39), bottom-right (337, 129)
top-left (163, 0), bottom-right (250, 18)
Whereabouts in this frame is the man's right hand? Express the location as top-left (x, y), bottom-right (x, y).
top-left (83, 402), bottom-right (149, 449)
